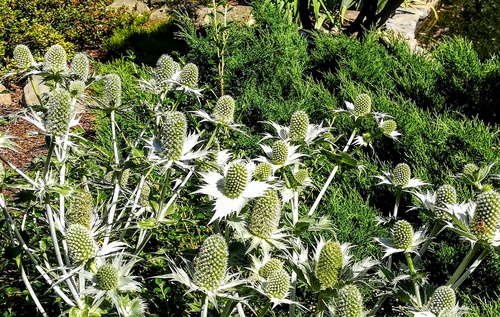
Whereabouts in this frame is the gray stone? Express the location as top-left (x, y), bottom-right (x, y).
top-left (107, 0), bottom-right (150, 14)
top-left (22, 75), bottom-right (50, 107)
top-left (386, 13), bottom-right (420, 40)
top-left (149, 7), bottom-right (170, 22)
top-left (195, 5), bottom-right (255, 27)
top-left (343, 10), bottom-right (360, 22)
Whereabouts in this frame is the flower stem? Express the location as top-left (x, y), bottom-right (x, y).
top-left (201, 294), bottom-right (210, 317)
top-left (206, 124), bottom-right (220, 150)
top-left (393, 187), bottom-right (402, 219)
top-left (452, 247), bottom-right (490, 289)
top-left (405, 252), bottom-right (422, 308)
top-left (29, 75), bottom-right (44, 107)
top-left (316, 291), bottom-right (326, 316)
top-left (417, 221), bottom-right (443, 259)
top-left (446, 242), bottom-right (482, 288)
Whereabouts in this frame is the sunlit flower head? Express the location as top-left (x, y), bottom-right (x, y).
top-left (334, 93), bottom-right (389, 122)
top-left (374, 163), bottom-right (428, 189)
top-left (375, 220), bottom-right (427, 257)
top-left (261, 117), bottom-right (331, 146)
top-left (256, 140), bottom-right (307, 172)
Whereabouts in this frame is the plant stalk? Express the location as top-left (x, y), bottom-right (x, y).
top-left (446, 242), bottom-right (482, 288)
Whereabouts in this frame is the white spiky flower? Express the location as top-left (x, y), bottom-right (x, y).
top-left (260, 116), bottom-right (331, 146)
top-left (374, 163), bottom-right (428, 189)
top-left (194, 160), bottom-right (272, 223)
top-left (334, 93), bottom-right (389, 121)
top-left (191, 95), bottom-right (247, 135)
top-left (256, 140), bottom-right (307, 172)
top-left (375, 220), bottom-right (427, 257)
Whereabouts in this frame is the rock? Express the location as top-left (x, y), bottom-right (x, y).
top-left (107, 0), bottom-right (150, 14)
top-left (195, 5), bottom-right (255, 27)
top-left (385, 13), bottom-right (420, 40)
top-left (22, 75), bottom-right (50, 107)
top-left (149, 7), bottom-right (170, 22)
top-left (0, 84), bottom-right (12, 106)
top-left (343, 10), bottom-right (359, 22)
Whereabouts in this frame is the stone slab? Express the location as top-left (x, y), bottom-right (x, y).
top-left (22, 75), bottom-right (50, 107)
top-left (107, 0), bottom-right (150, 14)
top-left (149, 7), bottom-right (170, 21)
top-left (195, 5), bottom-right (255, 27)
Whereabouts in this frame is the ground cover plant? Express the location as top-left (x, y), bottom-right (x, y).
top-left (2, 1), bottom-right (500, 316)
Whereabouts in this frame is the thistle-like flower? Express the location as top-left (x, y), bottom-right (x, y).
top-left (46, 88), bottom-right (72, 137)
top-left (212, 95), bottom-right (235, 125)
top-left (315, 240), bottom-right (343, 289)
top-left (139, 183), bottom-right (150, 207)
top-left (194, 234), bottom-right (228, 291)
top-left (70, 53), bottom-right (90, 82)
top-left (103, 74), bottom-right (122, 109)
top-left (179, 63), bottom-right (198, 88)
top-left (375, 163), bottom-right (428, 189)
top-left (289, 110), bottom-right (309, 142)
top-left (194, 160), bottom-right (271, 223)
top-left (333, 284), bottom-right (364, 317)
top-left (334, 93), bottom-right (388, 121)
top-left (469, 189), bottom-right (500, 242)
top-left (375, 220), bottom-right (426, 257)
top-left (68, 80), bottom-right (86, 98)
top-left (13, 44), bottom-right (36, 69)
top-left (253, 162), bottom-right (274, 181)
top-left (259, 258), bottom-right (284, 279)
top-left (261, 115), bottom-right (331, 146)
top-left (264, 269), bottom-right (291, 300)
top-left (378, 118), bottom-right (401, 140)
top-left (155, 54), bottom-right (180, 87)
top-left (43, 44), bottom-right (68, 73)
top-left (248, 190), bottom-right (282, 240)
top-left (68, 190), bottom-right (94, 228)
top-left (456, 162), bottom-right (495, 190)
top-left (428, 286), bottom-right (456, 315)
top-left (434, 184), bottom-right (457, 220)
top-left (257, 140), bottom-right (306, 172)
top-left (66, 223), bottom-right (98, 264)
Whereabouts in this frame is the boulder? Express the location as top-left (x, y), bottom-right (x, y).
top-left (195, 5), bottom-right (255, 27)
top-left (149, 7), bottom-right (170, 22)
top-left (22, 76), bottom-right (50, 107)
top-left (107, 0), bottom-right (150, 14)
top-left (0, 84), bottom-right (11, 106)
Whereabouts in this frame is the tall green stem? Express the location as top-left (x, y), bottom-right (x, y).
top-left (206, 125), bottom-right (220, 150)
top-left (446, 242), bottom-right (482, 287)
top-left (452, 247), bottom-right (490, 289)
top-left (392, 187), bottom-right (402, 219)
top-left (405, 252), bottom-right (422, 308)
top-left (201, 294), bottom-right (210, 317)
top-left (417, 221), bottom-right (443, 259)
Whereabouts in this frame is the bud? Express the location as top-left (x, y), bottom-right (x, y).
top-left (392, 220), bottom-right (414, 250)
top-left (289, 110), bottom-right (309, 141)
top-left (353, 93), bottom-right (371, 117)
top-left (249, 190), bottom-right (282, 239)
top-left (194, 234), bottom-right (228, 291)
top-left (335, 285), bottom-right (363, 317)
top-left (470, 190), bottom-right (500, 241)
top-left (380, 119), bottom-right (397, 136)
top-left (463, 163), bottom-right (478, 176)
top-left (68, 80), bottom-right (86, 97)
top-left (224, 162), bottom-right (248, 199)
top-left (435, 184), bottom-right (457, 220)
top-left (96, 264), bottom-right (119, 290)
top-left (46, 89), bottom-right (71, 137)
top-left (13, 45), bottom-right (35, 69)
top-left (254, 162), bottom-right (273, 181)
top-left (259, 258), bottom-right (283, 278)
top-left (428, 286), bottom-right (456, 315)
top-left (179, 63), bottom-right (198, 87)
top-left (70, 53), bottom-right (90, 82)
top-left (103, 74), bottom-right (121, 108)
top-left (139, 183), bottom-right (150, 207)
top-left (293, 169), bottom-right (308, 185)
top-left (212, 95), bottom-right (235, 124)
top-left (393, 163), bottom-right (411, 187)
top-left (316, 241), bottom-right (343, 289)
top-left (265, 269), bottom-right (290, 299)
top-left (271, 140), bottom-right (288, 166)
top-left (161, 111), bottom-right (187, 161)
top-left (68, 191), bottom-right (93, 228)
top-left (66, 224), bottom-right (97, 264)
top-left (43, 44), bottom-right (67, 72)
top-left (155, 54), bottom-right (179, 84)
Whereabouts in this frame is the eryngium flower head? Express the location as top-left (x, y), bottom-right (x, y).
top-left (119, 169), bottom-right (130, 188)
top-left (435, 184), bottom-right (457, 219)
top-left (68, 191), bottom-right (93, 228)
top-left (70, 53), bottom-right (90, 81)
top-left (271, 140), bottom-right (289, 166)
top-left (139, 183), bottom-right (150, 207)
top-left (470, 190), bottom-right (500, 241)
top-left (179, 63), bottom-right (199, 87)
top-left (194, 234), bottom-right (228, 291)
top-left (212, 95), bottom-right (235, 124)
top-left (265, 269), bottom-right (290, 300)
top-left (96, 264), bottom-right (119, 290)
top-left (46, 89), bottom-right (71, 137)
top-left (289, 110), bottom-right (309, 141)
top-left (254, 162), bottom-right (273, 181)
top-left (69, 80), bottom-right (86, 97)
top-left (353, 93), bottom-right (371, 117)
top-left (161, 111), bottom-right (187, 161)
top-left (43, 44), bottom-right (67, 72)
top-left (463, 163), bottom-right (478, 176)
top-left (13, 45), bottom-right (35, 69)
top-left (316, 241), bottom-right (343, 289)
top-left (379, 119), bottom-right (397, 136)
top-left (259, 258), bottom-right (284, 278)
top-left (392, 220), bottom-right (414, 250)
top-left (66, 224), bottom-right (97, 264)
top-left (224, 162), bottom-right (248, 199)
top-left (335, 284), bottom-right (363, 317)
top-left (155, 54), bottom-right (179, 84)
top-left (293, 169), bottom-right (308, 185)
top-left (393, 163), bottom-right (411, 187)
top-left (249, 190), bottom-right (282, 239)
top-left (428, 286), bottom-right (456, 315)
top-left (103, 74), bottom-right (121, 108)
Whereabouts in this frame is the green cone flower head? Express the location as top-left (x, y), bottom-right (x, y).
top-left (380, 119), bottom-right (397, 136)
top-left (212, 95), bottom-right (235, 124)
top-left (249, 190), bottom-right (282, 239)
top-left (68, 191), bottom-right (93, 228)
top-left (119, 169), bottom-right (130, 188)
top-left (271, 140), bottom-right (289, 166)
top-left (335, 285), bottom-right (363, 317)
top-left (13, 45), bottom-right (35, 69)
top-left (155, 54), bottom-right (179, 83)
top-left (179, 63), bottom-right (198, 87)
top-left (69, 80), bottom-right (86, 97)
top-left (161, 111), bottom-right (187, 161)
top-left (96, 264), bottom-right (119, 290)
top-left (428, 286), bottom-right (456, 315)
top-left (46, 89), bottom-right (71, 137)
top-left (224, 162), bottom-right (248, 199)
top-left (194, 234), bottom-right (228, 291)
top-left (470, 190), bottom-right (500, 241)
top-left (265, 269), bottom-right (290, 299)
top-left (103, 74), bottom-right (122, 108)
top-left (254, 162), bottom-right (273, 181)
top-left (353, 93), bottom-right (371, 117)
top-left (463, 163), bottom-right (478, 176)
top-left (139, 183), bottom-right (150, 207)
top-left (393, 163), bottom-right (411, 187)
top-left (293, 169), bottom-right (308, 185)
top-left (435, 184), bottom-right (457, 219)
top-left (66, 224), bottom-right (97, 264)
top-left (259, 258), bottom-right (284, 278)
top-left (289, 110), bottom-right (309, 141)
top-left (43, 44), bottom-right (67, 72)
top-left (392, 220), bottom-right (414, 250)
top-left (70, 53), bottom-right (90, 81)
top-left (316, 241), bottom-right (343, 289)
